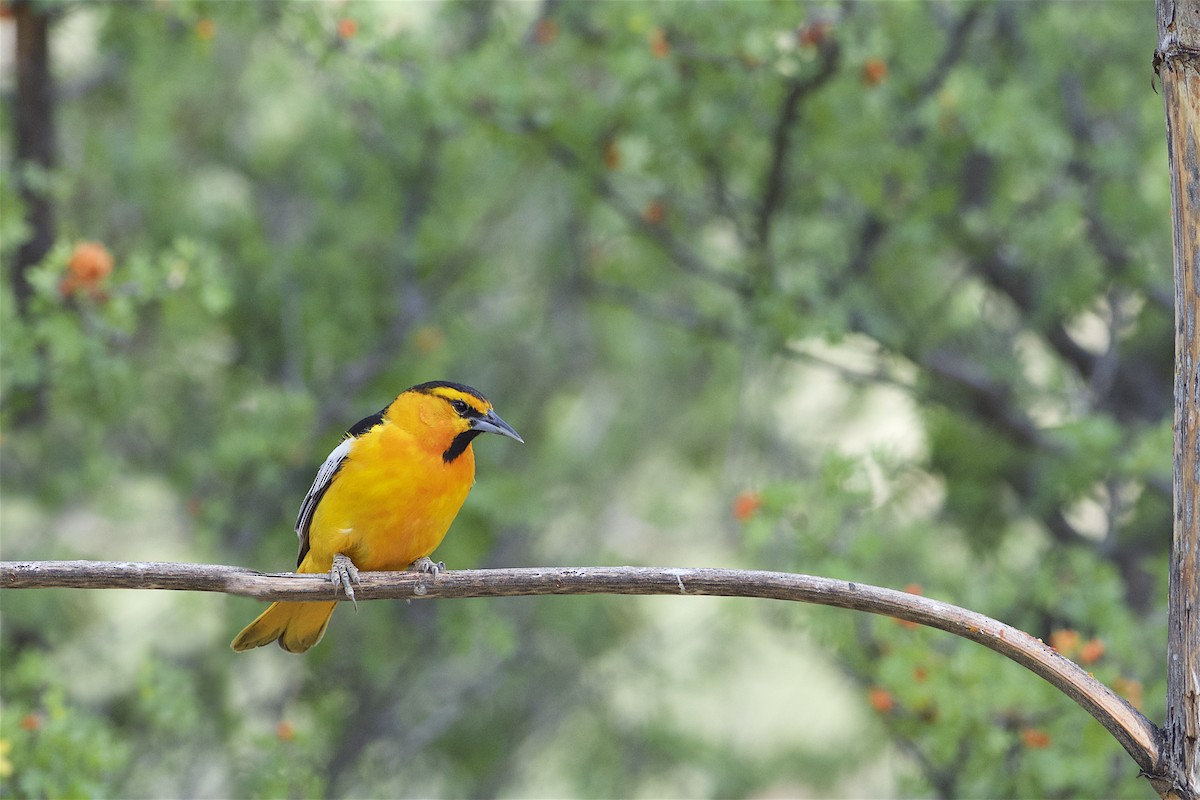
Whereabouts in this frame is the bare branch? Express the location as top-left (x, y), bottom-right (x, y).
top-left (911, 4), bottom-right (985, 106)
top-left (755, 39), bottom-right (840, 253)
top-left (0, 559), bottom-right (1166, 784)
top-left (583, 277), bottom-right (736, 340)
top-left (12, 0), bottom-right (57, 318)
top-left (533, 128), bottom-right (750, 296)
top-left (922, 347), bottom-right (1054, 452)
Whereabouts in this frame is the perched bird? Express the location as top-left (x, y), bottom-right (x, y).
top-left (232, 381), bottom-right (522, 653)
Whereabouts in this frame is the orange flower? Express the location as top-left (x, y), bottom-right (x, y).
top-left (337, 17), bottom-right (358, 39)
top-left (797, 21), bottom-right (829, 48)
top-left (68, 241), bottom-right (113, 283)
top-left (1020, 727), bottom-right (1051, 749)
top-left (602, 139), bottom-right (621, 170)
top-left (903, 583), bottom-right (923, 596)
top-left (1049, 628), bottom-right (1081, 658)
top-left (61, 241), bottom-right (114, 301)
top-left (1079, 638), bottom-right (1105, 665)
top-left (867, 686), bottom-right (894, 714)
top-left (276, 720), bottom-right (295, 742)
top-left (641, 200), bottom-right (666, 226)
top-left (862, 57), bottom-right (887, 87)
top-left (649, 27), bottom-right (670, 59)
top-left (195, 18), bottom-right (216, 40)
top-left (732, 490), bottom-right (761, 522)
top-left (533, 17), bottom-right (558, 45)
top-left (20, 713), bottom-right (43, 731)
top-left (1113, 677), bottom-right (1144, 710)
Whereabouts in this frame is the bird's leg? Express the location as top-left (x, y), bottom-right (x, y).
top-left (409, 556), bottom-right (445, 576)
top-left (330, 552), bottom-right (361, 609)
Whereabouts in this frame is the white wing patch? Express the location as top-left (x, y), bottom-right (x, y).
top-left (295, 437), bottom-right (354, 542)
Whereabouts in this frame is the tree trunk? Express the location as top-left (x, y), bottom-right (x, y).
top-left (9, 1), bottom-right (57, 425)
top-left (12, 0), bottom-right (57, 315)
top-left (1156, 0), bottom-right (1200, 796)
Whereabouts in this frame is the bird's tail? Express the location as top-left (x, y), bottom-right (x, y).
top-left (231, 601), bottom-right (338, 653)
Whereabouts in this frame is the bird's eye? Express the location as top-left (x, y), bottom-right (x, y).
top-left (450, 399), bottom-right (469, 415)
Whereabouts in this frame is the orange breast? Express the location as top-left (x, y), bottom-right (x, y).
top-left (301, 422), bottom-right (476, 573)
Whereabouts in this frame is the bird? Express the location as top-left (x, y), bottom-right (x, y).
top-left (231, 380), bottom-right (522, 653)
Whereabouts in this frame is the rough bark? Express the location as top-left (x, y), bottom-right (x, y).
top-left (11, 0), bottom-right (57, 315)
top-left (1157, 0), bottom-right (1200, 797)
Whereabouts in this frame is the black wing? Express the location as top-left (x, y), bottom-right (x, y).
top-left (294, 407), bottom-right (388, 567)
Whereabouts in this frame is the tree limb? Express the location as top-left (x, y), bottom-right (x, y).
top-left (0, 559), bottom-right (1166, 785)
top-left (532, 126), bottom-right (751, 296)
top-left (9, 0), bottom-right (57, 426)
top-left (755, 38), bottom-right (840, 253)
top-left (911, 4), bottom-right (985, 108)
top-left (12, 0), bottom-right (57, 317)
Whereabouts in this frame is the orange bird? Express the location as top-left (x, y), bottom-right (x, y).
top-left (232, 381), bottom-right (522, 652)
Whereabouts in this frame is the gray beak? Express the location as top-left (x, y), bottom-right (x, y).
top-left (470, 409), bottom-right (524, 443)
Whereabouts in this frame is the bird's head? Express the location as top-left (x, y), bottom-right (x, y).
top-left (397, 381), bottom-right (523, 463)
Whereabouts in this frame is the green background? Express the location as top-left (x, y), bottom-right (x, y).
top-left (0, 2), bottom-right (1172, 797)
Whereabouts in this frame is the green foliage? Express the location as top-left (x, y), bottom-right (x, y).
top-left (742, 450), bottom-right (1163, 798)
top-left (0, 1), bottom-right (1171, 797)
top-left (0, 682), bottom-right (131, 798)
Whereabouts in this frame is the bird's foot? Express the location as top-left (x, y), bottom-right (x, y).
top-left (330, 552), bottom-right (361, 609)
top-left (409, 556), bottom-right (445, 576)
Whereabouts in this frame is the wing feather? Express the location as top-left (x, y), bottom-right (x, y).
top-left (294, 438), bottom-right (353, 567)
top-left (293, 405), bottom-right (389, 567)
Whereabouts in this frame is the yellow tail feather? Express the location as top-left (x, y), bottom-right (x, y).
top-left (230, 601), bottom-right (338, 653)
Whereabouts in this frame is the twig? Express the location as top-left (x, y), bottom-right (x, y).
top-left (533, 129), bottom-right (750, 296)
top-left (0, 559), bottom-right (1165, 784)
top-left (911, 4), bottom-right (984, 108)
top-left (755, 38), bottom-right (841, 252)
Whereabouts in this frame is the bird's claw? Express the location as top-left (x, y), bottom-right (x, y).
top-left (330, 553), bottom-right (361, 609)
top-left (409, 556), bottom-right (445, 576)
